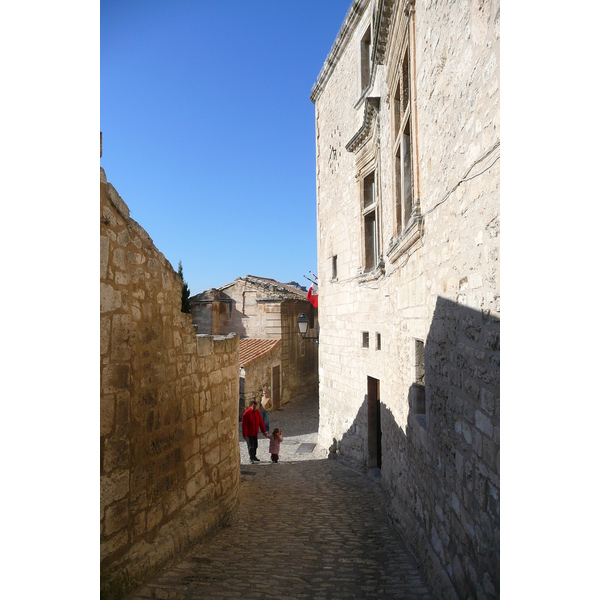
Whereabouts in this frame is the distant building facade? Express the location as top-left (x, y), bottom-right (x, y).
top-left (190, 275), bottom-right (318, 411)
top-left (238, 338), bottom-right (282, 419)
top-left (311, 1), bottom-right (499, 599)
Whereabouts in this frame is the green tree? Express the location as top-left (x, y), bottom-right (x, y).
top-left (178, 260), bottom-right (191, 313)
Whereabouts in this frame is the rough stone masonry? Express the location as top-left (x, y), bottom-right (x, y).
top-left (100, 176), bottom-right (240, 599)
top-left (311, 1), bottom-right (499, 599)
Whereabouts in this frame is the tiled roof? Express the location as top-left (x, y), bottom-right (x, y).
top-left (239, 338), bottom-right (281, 368)
top-left (192, 275), bottom-right (309, 304)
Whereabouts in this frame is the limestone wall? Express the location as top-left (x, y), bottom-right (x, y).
top-left (280, 301), bottom-right (319, 405)
top-left (100, 180), bottom-right (240, 599)
top-left (241, 347), bottom-right (281, 411)
top-left (313, 1), bottom-right (499, 599)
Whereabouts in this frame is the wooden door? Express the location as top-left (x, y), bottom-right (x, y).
top-left (367, 376), bottom-right (382, 469)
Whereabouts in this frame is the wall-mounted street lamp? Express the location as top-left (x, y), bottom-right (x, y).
top-left (297, 313), bottom-right (318, 342)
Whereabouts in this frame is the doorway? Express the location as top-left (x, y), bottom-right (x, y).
top-left (367, 376), bottom-right (381, 469)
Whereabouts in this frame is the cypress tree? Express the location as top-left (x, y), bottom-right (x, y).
top-left (178, 260), bottom-right (191, 313)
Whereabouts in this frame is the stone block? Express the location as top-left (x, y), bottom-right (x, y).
top-left (100, 316), bottom-right (111, 355)
top-left (196, 335), bottom-right (213, 357)
top-left (102, 364), bottom-right (129, 393)
top-left (104, 498), bottom-right (128, 537)
top-left (100, 394), bottom-right (115, 437)
top-left (147, 504), bottom-right (163, 531)
top-left (475, 409), bottom-right (493, 438)
top-left (185, 454), bottom-right (202, 478)
top-left (165, 489), bottom-right (186, 516)
top-left (111, 314), bottom-right (131, 361)
top-left (480, 387), bottom-right (495, 417)
top-left (100, 469), bottom-right (130, 513)
top-left (100, 236), bottom-right (109, 279)
top-left (473, 429), bottom-right (483, 457)
top-left (133, 509), bottom-right (147, 538)
top-left (114, 271), bottom-right (130, 286)
top-left (205, 446), bottom-right (220, 468)
top-left (112, 247), bottom-right (126, 271)
top-left (100, 283), bottom-right (121, 313)
top-left (186, 476), bottom-right (202, 500)
top-left (482, 436), bottom-right (497, 469)
top-left (103, 435), bottom-right (130, 473)
top-left (101, 528), bottom-right (128, 563)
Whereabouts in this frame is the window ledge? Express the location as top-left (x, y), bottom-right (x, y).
top-left (357, 260), bottom-right (385, 284)
top-left (387, 215), bottom-right (423, 264)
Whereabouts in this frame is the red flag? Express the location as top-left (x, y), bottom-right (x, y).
top-left (307, 283), bottom-right (318, 308)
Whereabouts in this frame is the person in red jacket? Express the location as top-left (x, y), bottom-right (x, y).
top-left (242, 400), bottom-right (267, 463)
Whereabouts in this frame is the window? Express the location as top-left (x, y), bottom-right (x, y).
top-left (362, 170), bottom-right (379, 271)
top-left (392, 42), bottom-right (416, 235)
top-left (376, 333), bottom-right (381, 350)
top-left (363, 172), bottom-right (375, 209)
top-left (332, 255), bottom-right (337, 280)
top-left (364, 211), bottom-right (377, 270)
top-left (362, 331), bottom-right (370, 348)
top-left (360, 26), bottom-right (371, 93)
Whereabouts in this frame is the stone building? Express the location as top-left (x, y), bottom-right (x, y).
top-left (101, 171), bottom-right (240, 599)
top-left (311, 1), bottom-right (499, 599)
top-left (190, 275), bottom-right (318, 412)
top-left (238, 337), bottom-right (282, 419)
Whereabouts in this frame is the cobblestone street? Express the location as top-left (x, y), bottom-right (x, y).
top-left (126, 396), bottom-right (433, 600)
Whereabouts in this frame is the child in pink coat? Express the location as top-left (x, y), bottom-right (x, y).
top-left (267, 428), bottom-right (283, 462)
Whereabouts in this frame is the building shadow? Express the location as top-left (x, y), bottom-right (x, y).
top-left (329, 296), bottom-right (500, 600)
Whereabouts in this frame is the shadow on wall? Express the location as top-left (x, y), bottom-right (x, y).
top-left (329, 296), bottom-right (500, 600)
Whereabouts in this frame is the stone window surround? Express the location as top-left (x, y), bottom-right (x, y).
top-left (351, 122), bottom-right (385, 280)
top-left (361, 165), bottom-right (380, 273)
top-left (359, 22), bottom-right (372, 96)
top-left (386, 0), bottom-right (422, 265)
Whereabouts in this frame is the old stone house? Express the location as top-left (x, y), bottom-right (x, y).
top-left (239, 337), bottom-right (281, 418)
top-left (190, 275), bottom-right (318, 413)
top-left (311, 1), bottom-right (499, 599)
top-left (101, 164), bottom-right (240, 599)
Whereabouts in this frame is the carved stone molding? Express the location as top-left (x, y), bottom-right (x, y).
top-left (346, 98), bottom-right (380, 154)
top-left (386, 212), bottom-right (423, 264)
top-left (357, 258), bottom-right (386, 284)
top-left (373, 0), bottom-right (396, 65)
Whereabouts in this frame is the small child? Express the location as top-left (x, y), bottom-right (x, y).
top-left (266, 428), bottom-right (283, 463)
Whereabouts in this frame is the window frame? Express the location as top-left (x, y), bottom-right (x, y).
top-left (361, 167), bottom-right (380, 272)
top-left (362, 331), bottom-right (370, 348)
top-left (392, 39), bottom-right (414, 236)
top-left (386, 4), bottom-right (422, 265)
top-left (360, 24), bottom-right (372, 95)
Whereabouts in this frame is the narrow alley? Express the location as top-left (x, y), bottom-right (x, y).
top-left (125, 395), bottom-right (433, 600)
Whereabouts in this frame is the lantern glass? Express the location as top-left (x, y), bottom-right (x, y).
top-left (297, 313), bottom-right (309, 337)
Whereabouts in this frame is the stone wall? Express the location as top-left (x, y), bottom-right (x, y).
top-left (312, 1), bottom-right (499, 599)
top-left (241, 347), bottom-right (282, 411)
top-left (100, 180), bottom-right (241, 599)
top-left (280, 301), bottom-right (319, 405)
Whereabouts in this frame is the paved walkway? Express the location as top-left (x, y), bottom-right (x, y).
top-left (126, 396), bottom-right (433, 600)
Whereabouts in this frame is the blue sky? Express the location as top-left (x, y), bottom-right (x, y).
top-left (101, 0), bottom-right (352, 295)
